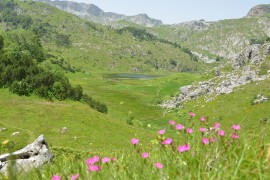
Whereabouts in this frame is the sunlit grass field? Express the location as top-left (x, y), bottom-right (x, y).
top-left (1, 73), bottom-right (270, 179)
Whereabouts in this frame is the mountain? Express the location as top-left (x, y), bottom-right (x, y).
top-left (149, 4), bottom-right (270, 60)
top-left (35, 0), bottom-right (163, 27)
top-left (245, 4), bottom-right (270, 18)
top-left (0, 0), bottom-right (207, 74)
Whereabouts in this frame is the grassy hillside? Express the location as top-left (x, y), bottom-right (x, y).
top-left (12, 0), bottom-right (208, 73)
top-left (170, 79), bottom-right (270, 133)
top-left (0, 89), bottom-right (154, 153)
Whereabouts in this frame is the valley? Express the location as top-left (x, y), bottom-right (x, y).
top-left (0, 0), bottom-right (270, 179)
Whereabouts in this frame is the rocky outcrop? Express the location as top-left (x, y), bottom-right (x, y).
top-left (191, 51), bottom-right (216, 64)
top-left (174, 19), bottom-right (211, 31)
top-left (162, 43), bottom-right (270, 108)
top-left (252, 94), bottom-right (268, 105)
top-left (245, 4), bottom-right (270, 18)
top-left (35, 0), bottom-right (163, 27)
top-left (232, 44), bottom-right (263, 69)
top-left (0, 135), bottom-right (53, 175)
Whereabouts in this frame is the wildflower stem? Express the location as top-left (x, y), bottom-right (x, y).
top-left (233, 144), bottom-right (246, 179)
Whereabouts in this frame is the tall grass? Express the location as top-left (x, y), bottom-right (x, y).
top-left (12, 112), bottom-right (270, 179)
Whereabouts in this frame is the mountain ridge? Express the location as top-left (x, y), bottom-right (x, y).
top-left (34, 0), bottom-right (163, 27)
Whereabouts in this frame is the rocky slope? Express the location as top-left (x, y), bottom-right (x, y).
top-left (150, 4), bottom-right (270, 61)
top-left (35, 0), bottom-right (163, 27)
top-left (245, 4), bottom-right (270, 18)
top-left (162, 43), bottom-right (270, 108)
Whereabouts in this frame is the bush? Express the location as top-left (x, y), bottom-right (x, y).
top-left (9, 80), bottom-right (32, 96)
top-left (81, 94), bottom-right (108, 113)
top-left (116, 27), bottom-right (156, 41)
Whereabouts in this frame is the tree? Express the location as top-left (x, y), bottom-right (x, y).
top-left (0, 35), bottom-right (4, 51)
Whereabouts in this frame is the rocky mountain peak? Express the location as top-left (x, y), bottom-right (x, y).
top-left (127, 14), bottom-right (163, 27)
top-left (35, 0), bottom-right (163, 27)
top-left (174, 19), bottom-right (211, 30)
top-left (245, 4), bottom-right (270, 18)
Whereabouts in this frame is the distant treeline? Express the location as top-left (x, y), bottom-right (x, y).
top-left (116, 26), bottom-right (199, 62)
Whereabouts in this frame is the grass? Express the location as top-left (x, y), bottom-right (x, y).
top-left (66, 72), bottom-right (206, 127)
top-left (0, 1), bottom-right (270, 179)
top-left (0, 71), bottom-right (205, 152)
top-left (1, 72), bottom-right (269, 179)
top-left (0, 89), bottom-right (154, 153)
top-left (5, 110), bottom-right (270, 179)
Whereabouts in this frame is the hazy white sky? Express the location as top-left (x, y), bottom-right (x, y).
top-left (69, 0), bottom-right (270, 24)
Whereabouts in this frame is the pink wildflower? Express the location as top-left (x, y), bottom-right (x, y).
top-left (86, 156), bottom-right (99, 165)
top-left (158, 129), bottom-right (165, 135)
top-left (189, 111), bottom-right (195, 117)
top-left (111, 157), bottom-right (117, 161)
top-left (232, 124), bottom-right (241, 131)
top-left (214, 122), bottom-right (220, 129)
top-left (184, 144), bottom-right (190, 151)
top-left (88, 165), bottom-right (101, 172)
top-left (231, 133), bottom-right (239, 139)
top-left (199, 127), bottom-right (206, 133)
top-left (210, 137), bottom-right (216, 143)
top-left (169, 120), bottom-right (175, 125)
top-left (142, 152), bottom-right (149, 158)
top-left (218, 130), bottom-right (225, 136)
top-left (52, 176), bottom-right (61, 180)
top-left (177, 144), bottom-right (190, 152)
top-left (154, 162), bottom-right (163, 169)
top-left (186, 128), bottom-right (193, 134)
top-left (202, 138), bottom-right (209, 145)
top-left (162, 138), bottom-right (173, 145)
top-left (200, 116), bottom-right (206, 122)
top-left (175, 124), bottom-right (184, 130)
top-left (102, 157), bottom-right (110, 164)
top-left (131, 138), bottom-right (139, 145)
top-left (72, 174), bottom-right (79, 180)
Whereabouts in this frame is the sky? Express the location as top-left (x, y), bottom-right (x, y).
top-left (69, 0), bottom-right (270, 24)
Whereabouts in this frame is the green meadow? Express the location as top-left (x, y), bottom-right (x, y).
top-left (0, 0), bottom-right (270, 179)
top-left (1, 72), bottom-right (270, 179)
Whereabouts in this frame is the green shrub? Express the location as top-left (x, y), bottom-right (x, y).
top-left (0, 30), bottom-right (107, 113)
top-left (9, 80), bottom-right (32, 96)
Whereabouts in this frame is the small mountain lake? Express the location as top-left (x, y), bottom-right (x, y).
top-left (104, 73), bottom-right (164, 80)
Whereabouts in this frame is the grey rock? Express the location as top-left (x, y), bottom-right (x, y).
top-left (245, 4), bottom-right (270, 18)
top-left (162, 43), bottom-right (270, 109)
top-left (0, 128), bottom-right (7, 132)
top-left (11, 132), bottom-right (20, 136)
top-left (0, 135), bottom-right (53, 175)
top-left (252, 94), bottom-right (268, 105)
top-left (174, 19), bottom-right (211, 31)
top-left (232, 44), bottom-right (262, 69)
top-left (191, 51), bottom-right (216, 64)
top-left (180, 85), bottom-right (192, 95)
top-left (59, 127), bottom-right (68, 134)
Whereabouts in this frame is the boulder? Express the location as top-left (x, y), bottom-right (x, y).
top-left (0, 135), bottom-right (53, 175)
top-left (59, 127), bottom-right (68, 134)
top-left (0, 128), bottom-right (7, 132)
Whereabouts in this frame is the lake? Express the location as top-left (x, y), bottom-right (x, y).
top-left (104, 73), bottom-right (163, 80)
